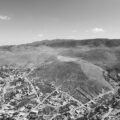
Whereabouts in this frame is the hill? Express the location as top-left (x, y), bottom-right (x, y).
top-left (0, 38), bottom-right (118, 101)
top-left (1, 38), bottom-right (120, 119)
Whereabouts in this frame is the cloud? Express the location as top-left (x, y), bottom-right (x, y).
top-left (38, 34), bottom-right (44, 38)
top-left (32, 34), bottom-right (44, 40)
top-left (72, 30), bottom-right (77, 33)
top-left (0, 15), bottom-right (11, 20)
top-left (92, 28), bottom-right (105, 33)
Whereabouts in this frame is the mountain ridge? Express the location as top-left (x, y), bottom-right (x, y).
top-left (0, 38), bottom-right (120, 51)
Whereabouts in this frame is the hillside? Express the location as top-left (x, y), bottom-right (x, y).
top-left (0, 38), bottom-right (120, 69)
top-left (0, 38), bottom-right (120, 119)
top-left (0, 38), bottom-right (118, 97)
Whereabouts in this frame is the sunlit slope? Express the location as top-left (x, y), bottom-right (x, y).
top-left (0, 46), bottom-right (58, 67)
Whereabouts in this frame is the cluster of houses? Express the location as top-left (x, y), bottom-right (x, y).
top-left (0, 65), bottom-right (120, 120)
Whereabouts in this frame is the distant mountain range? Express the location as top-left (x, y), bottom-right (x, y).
top-left (1, 38), bottom-right (120, 50)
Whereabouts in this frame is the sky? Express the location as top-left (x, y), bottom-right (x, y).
top-left (0, 0), bottom-right (120, 45)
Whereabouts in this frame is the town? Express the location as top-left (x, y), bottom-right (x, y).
top-left (0, 65), bottom-right (120, 120)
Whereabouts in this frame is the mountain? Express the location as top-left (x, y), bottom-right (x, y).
top-left (24, 38), bottom-right (120, 47)
top-left (0, 38), bottom-right (119, 101)
top-left (1, 38), bottom-right (120, 119)
top-left (0, 38), bottom-right (120, 69)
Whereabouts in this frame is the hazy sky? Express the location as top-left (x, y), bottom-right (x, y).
top-left (0, 0), bottom-right (120, 45)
